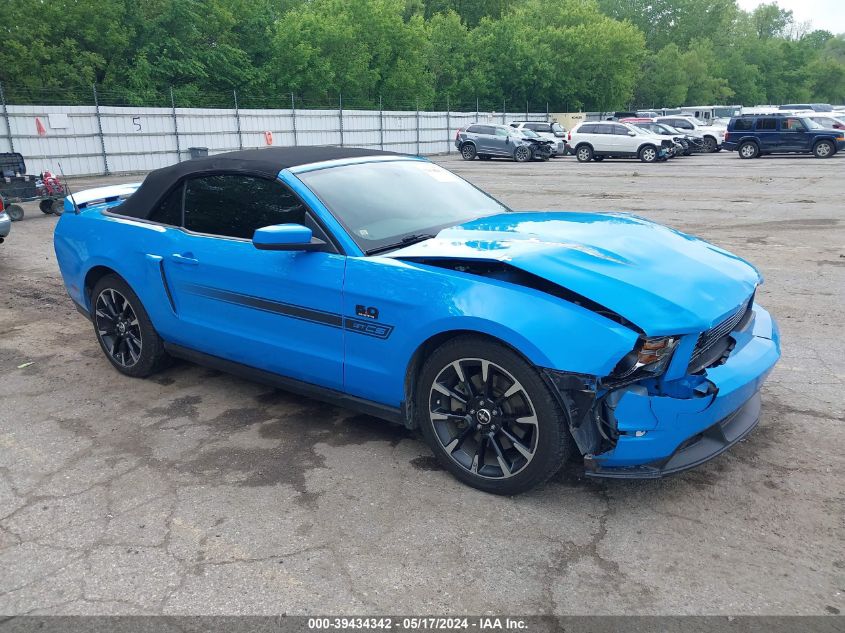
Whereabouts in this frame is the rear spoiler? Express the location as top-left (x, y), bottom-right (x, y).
top-left (64, 182), bottom-right (142, 214)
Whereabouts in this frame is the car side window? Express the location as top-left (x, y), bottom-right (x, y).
top-left (466, 125), bottom-right (482, 134)
top-left (734, 119), bottom-right (753, 131)
top-left (149, 185), bottom-right (183, 226)
top-left (612, 124), bottom-right (630, 135)
top-left (184, 174), bottom-right (307, 239)
top-left (594, 125), bottom-right (612, 135)
top-left (494, 128), bottom-right (508, 137)
top-left (756, 118), bottom-right (777, 130)
top-left (578, 124), bottom-right (595, 134)
top-left (781, 117), bottom-right (806, 132)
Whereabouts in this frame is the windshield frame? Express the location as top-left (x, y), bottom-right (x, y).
top-left (295, 158), bottom-right (512, 256)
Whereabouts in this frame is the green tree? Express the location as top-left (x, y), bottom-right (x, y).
top-left (635, 44), bottom-right (688, 107)
top-left (681, 39), bottom-right (733, 104)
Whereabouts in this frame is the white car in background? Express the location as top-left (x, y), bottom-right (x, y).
top-left (568, 120), bottom-right (673, 163)
top-left (655, 115), bottom-right (725, 152)
top-left (509, 120), bottom-right (567, 156)
top-left (802, 114), bottom-right (845, 132)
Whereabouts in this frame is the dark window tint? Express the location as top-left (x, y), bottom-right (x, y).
top-left (466, 125), bottom-right (484, 134)
top-left (578, 124), bottom-right (596, 134)
top-left (611, 124), bottom-right (630, 135)
top-left (149, 185), bottom-right (183, 226)
top-left (733, 118), bottom-right (753, 131)
top-left (593, 125), bottom-right (613, 135)
top-left (756, 118), bottom-right (777, 130)
top-left (526, 123), bottom-right (552, 132)
top-left (673, 119), bottom-right (693, 129)
top-left (184, 175), bottom-right (307, 239)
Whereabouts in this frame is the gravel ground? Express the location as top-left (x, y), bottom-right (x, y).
top-left (0, 151), bottom-right (842, 616)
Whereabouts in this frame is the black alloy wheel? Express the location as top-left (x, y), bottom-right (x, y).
top-left (94, 288), bottom-right (143, 369)
top-left (417, 337), bottom-right (574, 495)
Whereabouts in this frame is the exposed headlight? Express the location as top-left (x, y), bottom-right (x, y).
top-left (611, 336), bottom-right (679, 381)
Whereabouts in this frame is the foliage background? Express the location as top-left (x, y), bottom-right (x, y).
top-left (1, 0), bottom-right (844, 110)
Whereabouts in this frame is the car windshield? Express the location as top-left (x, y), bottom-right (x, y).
top-left (656, 124), bottom-right (676, 134)
top-left (297, 160), bottom-right (510, 254)
top-left (551, 123), bottom-right (564, 133)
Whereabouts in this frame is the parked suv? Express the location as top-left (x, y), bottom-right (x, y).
top-left (723, 114), bottom-right (845, 159)
top-left (567, 121), bottom-right (672, 163)
top-left (455, 124), bottom-right (550, 162)
top-left (509, 120), bottom-right (567, 155)
top-left (655, 115), bottom-right (724, 152)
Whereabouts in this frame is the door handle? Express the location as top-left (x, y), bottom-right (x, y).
top-left (171, 253), bottom-right (199, 266)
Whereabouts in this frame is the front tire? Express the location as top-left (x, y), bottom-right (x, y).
top-left (460, 143), bottom-right (477, 161)
top-left (416, 336), bottom-right (574, 495)
top-left (639, 145), bottom-right (658, 163)
top-left (513, 145), bottom-right (532, 162)
top-left (813, 140), bottom-right (834, 159)
top-left (91, 274), bottom-right (170, 378)
top-left (702, 136), bottom-right (717, 152)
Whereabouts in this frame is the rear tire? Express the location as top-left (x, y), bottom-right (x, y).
top-left (39, 200), bottom-right (53, 214)
top-left (416, 336), bottom-right (574, 495)
top-left (51, 199), bottom-right (64, 215)
top-left (575, 145), bottom-right (593, 162)
top-left (460, 143), bottom-right (477, 161)
top-left (90, 274), bottom-right (170, 378)
top-left (813, 140), bottom-right (834, 159)
top-left (738, 142), bottom-right (759, 159)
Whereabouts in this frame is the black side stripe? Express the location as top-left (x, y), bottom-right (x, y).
top-left (182, 284), bottom-right (394, 339)
top-left (184, 284), bottom-right (343, 327)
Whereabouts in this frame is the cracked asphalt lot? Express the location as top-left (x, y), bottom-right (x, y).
top-left (0, 152), bottom-right (843, 615)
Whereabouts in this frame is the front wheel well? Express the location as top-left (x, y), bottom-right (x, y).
top-left (402, 330), bottom-right (535, 429)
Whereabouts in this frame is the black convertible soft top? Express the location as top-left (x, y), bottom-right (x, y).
top-left (116, 146), bottom-right (399, 219)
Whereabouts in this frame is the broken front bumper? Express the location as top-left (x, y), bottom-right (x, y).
top-left (585, 304), bottom-right (780, 478)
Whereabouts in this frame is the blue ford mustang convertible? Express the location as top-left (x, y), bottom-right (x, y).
top-left (55, 147), bottom-right (780, 494)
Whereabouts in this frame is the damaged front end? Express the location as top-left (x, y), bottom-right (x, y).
top-left (544, 300), bottom-right (780, 478)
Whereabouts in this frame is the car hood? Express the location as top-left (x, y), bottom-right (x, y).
top-left (387, 212), bottom-right (760, 335)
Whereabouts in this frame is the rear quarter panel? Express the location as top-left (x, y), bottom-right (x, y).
top-left (54, 208), bottom-right (179, 335)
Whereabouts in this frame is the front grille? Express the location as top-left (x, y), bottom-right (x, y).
top-left (688, 294), bottom-right (754, 373)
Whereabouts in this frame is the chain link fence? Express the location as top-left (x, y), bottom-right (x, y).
top-left (0, 84), bottom-right (554, 177)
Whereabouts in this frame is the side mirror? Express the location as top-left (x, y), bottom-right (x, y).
top-left (554, 131), bottom-right (565, 137)
top-left (252, 223), bottom-right (325, 251)
top-left (628, 131), bottom-right (637, 136)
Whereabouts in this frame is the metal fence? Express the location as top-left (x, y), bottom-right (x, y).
top-left (0, 85), bottom-right (551, 177)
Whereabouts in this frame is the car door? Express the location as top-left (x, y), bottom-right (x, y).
top-left (778, 117), bottom-right (810, 150)
top-left (469, 125), bottom-right (492, 154)
top-left (162, 173), bottom-right (346, 390)
top-left (611, 124), bottom-right (636, 154)
top-left (755, 117), bottom-right (779, 151)
top-left (492, 126), bottom-right (512, 156)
